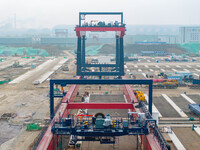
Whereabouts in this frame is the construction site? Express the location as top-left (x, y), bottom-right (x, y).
top-left (0, 12), bottom-right (200, 150)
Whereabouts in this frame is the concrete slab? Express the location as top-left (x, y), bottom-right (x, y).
top-left (145, 65), bottom-right (149, 68)
top-left (194, 127), bottom-right (200, 136)
top-left (172, 69), bottom-right (178, 72)
top-left (180, 94), bottom-right (196, 104)
top-left (176, 65), bottom-right (181, 68)
top-left (186, 95), bottom-right (200, 103)
top-left (149, 69), bottom-right (154, 72)
top-left (183, 69), bottom-right (190, 72)
top-left (193, 73), bottom-right (199, 78)
top-left (155, 65), bottom-right (160, 68)
top-left (144, 94), bottom-right (162, 117)
top-left (166, 65), bottom-right (170, 68)
top-left (160, 69), bottom-right (165, 72)
top-left (195, 69), bottom-right (200, 72)
top-left (167, 131), bottom-right (186, 150)
top-left (169, 96), bottom-right (197, 118)
top-left (162, 94), bottom-right (188, 118)
top-left (9, 59), bottom-right (55, 84)
top-left (134, 65), bottom-right (138, 68)
top-left (153, 97), bottom-right (180, 118)
top-left (186, 65), bottom-right (192, 68)
top-left (196, 65), bottom-right (200, 68)
top-left (173, 128), bottom-right (200, 150)
top-left (142, 73), bottom-right (147, 78)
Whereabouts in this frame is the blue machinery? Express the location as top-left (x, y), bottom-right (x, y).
top-left (52, 113), bottom-right (156, 137)
top-left (189, 79), bottom-right (200, 116)
top-left (75, 12), bottom-right (126, 79)
top-left (50, 79), bottom-right (153, 120)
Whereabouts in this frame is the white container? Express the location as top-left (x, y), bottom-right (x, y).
top-left (152, 111), bottom-right (159, 125)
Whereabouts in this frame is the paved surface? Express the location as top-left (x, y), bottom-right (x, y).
top-left (84, 94), bottom-right (137, 149)
top-left (169, 96), bottom-right (197, 118)
top-left (187, 95), bottom-right (200, 103)
top-left (90, 94), bottom-right (125, 103)
top-left (88, 94), bottom-right (128, 117)
top-left (0, 121), bottom-right (22, 145)
top-left (153, 97), bottom-right (181, 118)
top-left (173, 128), bottom-right (200, 150)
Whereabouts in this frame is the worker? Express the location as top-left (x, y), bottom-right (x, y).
top-left (99, 86), bottom-right (101, 90)
top-left (81, 96), bottom-right (85, 102)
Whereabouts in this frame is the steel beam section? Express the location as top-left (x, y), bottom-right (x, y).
top-left (50, 79), bottom-right (153, 85)
top-left (79, 72), bottom-right (120, 76)
top-left (66, 103), bottom-right (134, 109)
top-left (50, 78), bottom-right (153, 114)
top-left (119, 37), bottom-right (124, 76)
top-left (37, 85), bottom-right (80, 150)
top-left (84, 64), bottom-right (117, 67)
top-left (149, 82), bottom-right (153, 115)
top-left (76, 27), bottom-right (125, 32)
top-left (82, 35), bottom-right (85, 67)
top-left (77, 37), bottom-right (82, 75)
top-left (52, 127), bottom-right (148, 136)
top-left (50, 81), bottom-right (54, 119)
top-left (116, 35), bottom-right (119, 71)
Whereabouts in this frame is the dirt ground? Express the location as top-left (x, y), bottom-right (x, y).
top-left (0, 51), bottom-right (76, 150)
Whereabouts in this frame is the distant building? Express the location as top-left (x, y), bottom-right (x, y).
top-left (55, 29), bottom-right (68, 37)
top-left (179, 26), bottom-right (200, 43)
top-left (0, 37), bottom-right (32, 45)
top-left (158, 35), bottom-right (178, 44)
top-left (134, 42), bottom-right (166, 45)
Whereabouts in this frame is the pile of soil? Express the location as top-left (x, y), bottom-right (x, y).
top-left (98, 44), bottom-right (187, 55)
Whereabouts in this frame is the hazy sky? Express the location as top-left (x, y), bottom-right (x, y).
top-left (1, 0), bottom-right (200, 28)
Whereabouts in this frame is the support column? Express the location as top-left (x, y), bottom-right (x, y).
top-left (116, 35), bottom-right (119, 71)
top-left (77, 37), bottom-right (82, 76)
top-left (119, 37), bottom-right (124, 76)
top-left (82, 35), bottom-right (86, 69)
top-left (50, 81), bottom-right (54, 119)
top-left (149, 82), bottom-right (153, 115)
top-left (99, 67), bottom-right (102, 79)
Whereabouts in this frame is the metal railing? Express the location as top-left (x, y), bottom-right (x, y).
top-left (140, 102), bottom-right (171, 150)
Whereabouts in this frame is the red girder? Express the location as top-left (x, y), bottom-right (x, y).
top-left (75, 27), bottom-right (125, 38)
top-left (76, 27), bottom-right (125, 32)
top-left (122, 76), bottom-right (162, 150)
top-left (66, 103), bottom-right (134, 109)
top-left (36, 77), bottom-right (80, 150)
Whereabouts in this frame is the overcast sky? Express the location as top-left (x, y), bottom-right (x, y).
top-left (1, 0), bottom-right (200, 28)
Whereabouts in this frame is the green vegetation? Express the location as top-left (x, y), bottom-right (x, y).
top-left (0, 46), bottom-right (49, 56)
top-left (179, 43), bottom-right (200, 54)
top-left (71, 45), bottom-right (103, 55)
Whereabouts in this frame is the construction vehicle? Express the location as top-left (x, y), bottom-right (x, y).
top-left (134, 90), bottom-right (146, 103)
top-left (152, 79), bottom-right (178, 89)
top-left (12, 61), bottom-right (23, 68)
top-left (182, 75), bottom-right (194, 83)
top-left (62, 66), bottom-right (69, 71)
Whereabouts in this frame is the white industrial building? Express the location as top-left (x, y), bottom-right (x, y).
top-left (179, 26), bottom-right (200, 43)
